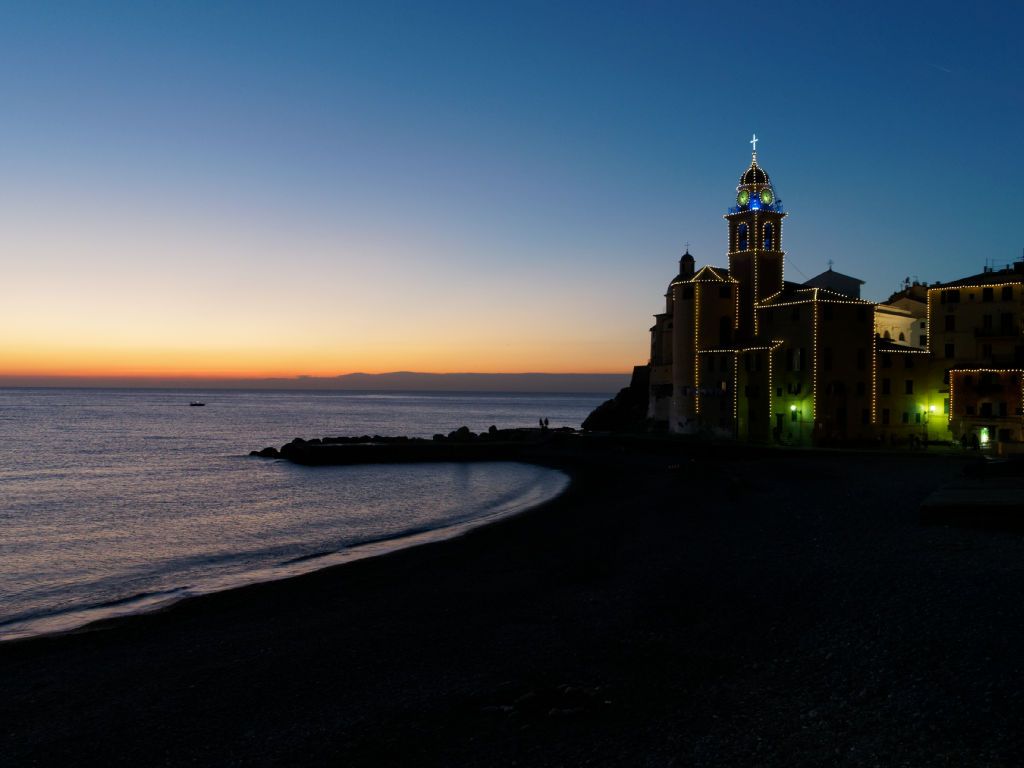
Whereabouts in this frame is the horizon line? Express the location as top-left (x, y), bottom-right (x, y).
top-left (0, 370), bottom-right (633, 393)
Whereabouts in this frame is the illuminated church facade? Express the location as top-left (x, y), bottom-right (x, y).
top-left (647, 141), bottom-right (1024, 450)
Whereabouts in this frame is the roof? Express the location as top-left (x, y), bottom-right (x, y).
top-left (670, 264), bottom-right (734, 286)
top-left (803, 267), bottom-right (865, 299)
top-left (930, 264), bottom-right (1024, 290)
top-left (757, 285), bottom-right (873, 307)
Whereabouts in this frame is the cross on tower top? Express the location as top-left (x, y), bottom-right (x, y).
top-left (750, 133), bottom-right (759, 153)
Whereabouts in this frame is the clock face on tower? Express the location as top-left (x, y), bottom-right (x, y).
top-left (759, 188), bottom-right (774, 205)
top-left (737, 189), bottom-right (750, 206)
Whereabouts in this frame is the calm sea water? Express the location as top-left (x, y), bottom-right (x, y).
top-left (0, 388), bottom-right (608, 641)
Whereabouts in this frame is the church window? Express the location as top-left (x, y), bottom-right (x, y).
top-left (883, 330), bottom-right (891, 339)
top-left (738, 224), bottom-right (748, 251)
top-left (763, 222), bottom-right (773, 250)
top-left (898, 332), bottom-right (905, 341)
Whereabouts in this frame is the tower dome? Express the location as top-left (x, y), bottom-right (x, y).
top-left (731, 139), bottom-right (782, 214)
top-left (740, 157), bottom-right (770, 186)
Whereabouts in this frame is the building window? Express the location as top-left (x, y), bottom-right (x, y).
top-left (945, 343), bottom-right (954, 358)
top-left (902, 412), bottom-right (909, 423)
top-left (944, 397), bottom-right (950, 414)
top-left (738, 223), bottom-right (748, 251)
top-left (1001, 313), bottom-right (1014, 333)
top-left (882, 378), bottom-right (891, 395)
top-left (791, 409), bottom-right (798, 423)
top-left (919, 335), bottom-right (926, 346)
top-left (1002, 285), bottom-right (1013, 301)
top-left (945, 315), bottom-right (956, 331)
top-left (898, 332), bottom-right (905, 341)
top-left (905, 380), bottom-right (913, 394)
top-left (882, 354), bottom-right (892, 368)
top-left (915, 412), bottom-right (922, 423)
top-left (882, 408), bottom-right (890, 425)
top-left (983, 314), bottom-right (993, 329)
top-left (763, 222), bottom-right (773, 250)
top-left (983, 287), bottom-right (994, 302)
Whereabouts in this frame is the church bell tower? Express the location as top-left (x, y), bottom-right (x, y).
top-left (725, 135), bottom-right (786, 339)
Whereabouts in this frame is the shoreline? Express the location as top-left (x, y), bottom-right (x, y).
top-left (0, 460), bottom-right (571, 644)
top-left (4, 442), bottom-right (1023, 765)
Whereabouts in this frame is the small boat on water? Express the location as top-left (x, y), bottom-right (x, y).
top-left (189, 401), bottom-right (206, 407)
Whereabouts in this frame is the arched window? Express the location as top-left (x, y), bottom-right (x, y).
top-left (883, 330), bottom-right (891, 339)
top-left (738, 224), bottom-right (748, 251)
top-left (763, 222), bottom-right (773, 250)
top-left (898, 332), bottom-right (905, 341)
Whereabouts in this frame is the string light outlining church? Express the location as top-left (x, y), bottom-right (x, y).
top-left (646, 137), bottom-right (1024, 448)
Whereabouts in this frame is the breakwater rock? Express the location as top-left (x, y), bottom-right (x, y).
top-left (251, 426), bottom-right (576, 466)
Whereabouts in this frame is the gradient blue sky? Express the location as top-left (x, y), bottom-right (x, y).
top-left (1, 1), bottom-right (1020, 378)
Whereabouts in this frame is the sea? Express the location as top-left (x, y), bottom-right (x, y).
top-left (0, 388), bottom-right (609, 642)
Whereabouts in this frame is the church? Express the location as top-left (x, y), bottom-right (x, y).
top-left (646, 140), bottom-right (1024, 450)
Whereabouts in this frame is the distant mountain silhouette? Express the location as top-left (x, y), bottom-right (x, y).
top-left (1, 372), bottom-right (630, 393)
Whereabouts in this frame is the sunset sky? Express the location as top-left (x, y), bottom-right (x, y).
top-left (2, 1), bottom-right (1021, 383)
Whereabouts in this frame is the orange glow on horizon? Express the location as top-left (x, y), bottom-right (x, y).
top-left (2, 343), bottom-right (637, 380)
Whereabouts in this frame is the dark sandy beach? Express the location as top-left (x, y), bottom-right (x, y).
top-left (3, 440), bottom-right (1023, 766)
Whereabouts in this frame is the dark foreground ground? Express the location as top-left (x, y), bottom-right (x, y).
top-left (3, 440), bottom-right (1023, 766)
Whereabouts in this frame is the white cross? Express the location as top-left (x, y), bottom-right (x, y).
top-left (750, 133), bottom-right (759, 152)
